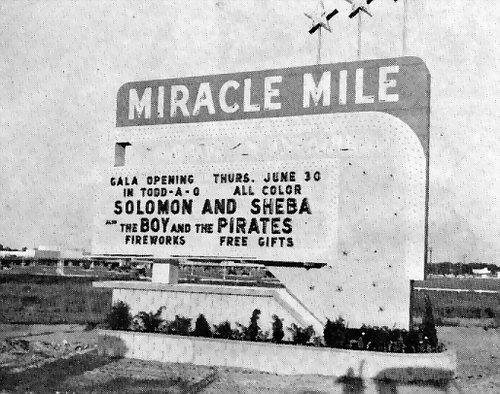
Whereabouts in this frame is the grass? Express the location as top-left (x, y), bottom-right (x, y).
top-left (414, 278), bottom-right (500, 291)
top-left (0, 274), bottom-right (112, 324)
top-left (412, 277), bottom-right (499, 326)
top-left (412, 289), bottom-right (499, 326)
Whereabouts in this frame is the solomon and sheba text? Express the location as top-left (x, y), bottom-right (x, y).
top-left (108, 170), bottom-right (322, 249)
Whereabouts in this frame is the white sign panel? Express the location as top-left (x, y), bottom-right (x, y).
top-left (94, 160), bottom-right (338, 262)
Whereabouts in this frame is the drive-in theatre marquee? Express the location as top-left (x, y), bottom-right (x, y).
top-left (93, 57), bottom-right (430, 328)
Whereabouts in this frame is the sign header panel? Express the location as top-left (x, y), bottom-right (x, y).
top-left (116, 56), bottom-right (430, 153)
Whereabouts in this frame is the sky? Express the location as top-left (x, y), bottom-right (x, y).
top-left (0, 0), bottom-right (498, 264)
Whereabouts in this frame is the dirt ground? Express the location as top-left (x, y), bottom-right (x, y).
top-left (1, 324), bottom-right (498, 393)
top-left (438, 326), bottom-right (500, 393)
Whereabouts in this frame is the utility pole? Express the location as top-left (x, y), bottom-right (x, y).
top-left (402, 0), bottom-right (408, 55)
top-left (357, 12), bottom-right (362, 59)
top-left (318, 27), bottom-right (322, 64)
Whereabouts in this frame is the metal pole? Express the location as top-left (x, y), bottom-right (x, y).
top-left (317, 27), bottom-right (322, 64)
top-left (357, 13), bottom-right (362, 59)
top-left (402, 0), bottom-right (408, 55)
top-left (426, 246), bottom-right (432, 279)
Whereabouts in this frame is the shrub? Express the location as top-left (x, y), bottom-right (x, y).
top-left (192, 314), bottom-right (212, 337)
top-left (259, 330), bottom-right (270, 341)
top-left (245, 309), bottom-right (262, 341)
top-left (271, 314), bottom-right (284, 343)
top-left (484, 307), bottom-right (495, 319)
top-left (288, 323), bottom-right (315, 345)
top-left (213, 321), bottom-right (233, 339)
top-left (312, 336), bottom-right (323, 347)
top-left (404, 329), bottom-right (422, 353)
top-left (232, 322), bottom-right (246, 340)
top-left (323, 317), bottom-right (347, 348)
top-left (360, 325), bottom-right (391, 351)
top-left (106, 301), bottom-right (132, 331)
top-left (386, 328), bottom-right (406, 353)
top-left (167, 315), bottom-right (192, 336)
top-left (421, 294), bottom-right (438, 348)
top-left (133, 307), bottom-right (165, 332)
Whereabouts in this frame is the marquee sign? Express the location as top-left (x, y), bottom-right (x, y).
top-left (94, 56), bottom-right (431, 328)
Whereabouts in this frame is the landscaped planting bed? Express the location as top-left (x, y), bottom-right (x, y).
top-left (105, 298), bottom-right (445, 354)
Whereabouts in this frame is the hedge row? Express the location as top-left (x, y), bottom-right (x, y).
top-left (106, 295), bottom-right (443, 353)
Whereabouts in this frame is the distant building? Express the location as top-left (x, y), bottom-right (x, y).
top-left (34, 249), bottom-right (61, 260)
top-left (60, 249), bottom-right (85, 259)
top-left (472, 267), bottom-right (491, 278)
top-left (0, 249), bottom-right (35, 258)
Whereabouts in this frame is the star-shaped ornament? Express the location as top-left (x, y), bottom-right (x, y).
top-left (345, 0), bottom-right (373, 18)
top-left (304, 1), bottom-right (338, 34)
